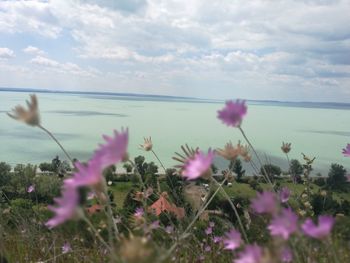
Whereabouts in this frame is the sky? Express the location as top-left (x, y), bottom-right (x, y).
top-left (0, 0), bottom-right (349, 102)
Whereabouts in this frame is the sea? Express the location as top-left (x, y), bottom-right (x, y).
top-left (0, 88), bottom-right (349, 175)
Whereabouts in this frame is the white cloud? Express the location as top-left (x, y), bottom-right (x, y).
top-left (0, 0), bottom-right (350, 101)
top-left (0, 48), bottom-right (15, 59)
top-left (30, 56), bottom-right (97, 78)
top-left (0, 0), bottom-right (61, 38)
top-left (23, 46), bottom-right (47, 56)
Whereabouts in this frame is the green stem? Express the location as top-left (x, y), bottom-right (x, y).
top-left (38, 125), bottom-right (73, 164)
top-left (238, 126), bottom-right (274, 187)
top-left (211, 177), bottom-right (249, 243)
top-left (158, 178), bottom-right (227, 262)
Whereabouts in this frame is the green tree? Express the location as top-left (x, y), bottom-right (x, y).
top-left (39, 162), bottom-right (54, 172)
top-left (231, 159), bottom-right (245, 182)
top-left (0, 162), bottom-right (11, 187)
top-left (260, 164), bottom-right (281, 182)
top-left (51, 156), bottom-right (61, 173)
top-left (326, 163), bottom-right (347, 191)
top-left (123, 163), bottom-right (133, 173)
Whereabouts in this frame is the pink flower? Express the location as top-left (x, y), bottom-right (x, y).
top-left (182, 149), bottom-right (214, 180)
top-left (205, 227), bottom-right (213, 235)
top-left (134, 207), bottom-right (144, 218)
top-left (279, 187), bottom-right (290, 203)
top-left (280, 247), bottom-right (293, 263)
top-left (234, 244), bottom-right (262, 263)
top-left (301, 215), bottom-right (335, 239)
top-left (45, 184), bottom-right (79, 229)
top-left (93, 128), bottom-right (129, 169)
top-left (251, 191), bottom-right (277, 215)
top-left (342, 144), bottom-right (350, 157)
top-left (150, 220), bottom-right (160, 230)
top-left (165, 225), bottom-right (174, 234)
top-left (27, 185), bottom-right (35, 193)
top-left (268, 208), bottom-right (298, 240)
top-left (217, 100), bottom-right (247, 127)
top-left (213, 236), bottom-right (222, 243)
top-left (66, 158), bottom-right (103, 188)
top-left (223, 229), bottom-right (242, 251)
top-left (62, 242), bottom-right (72, 254)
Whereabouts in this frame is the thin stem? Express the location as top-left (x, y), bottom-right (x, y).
top-left (101, 180), bottom-right (119, 261)
top-left (211, 177), bottom-right (249, 243)
top-left (38, 125), bottom-right (73, 164)
top-left (82, 214), bottom-right (111, 252)
top-left (151, 149), bottom-right (167, 173)
top-left (158, 178), bottom-right (227, 263)
top-left (238, 126), bottom-right (274, 187)
top-left (151, 149), bottom-right (166, 193)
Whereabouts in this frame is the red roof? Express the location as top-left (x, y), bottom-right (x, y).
top-left (148, 192), bottom-right (185, 219)
top-left (86, 204), bottom-right (102, 215)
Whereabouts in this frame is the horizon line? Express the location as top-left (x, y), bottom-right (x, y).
top-left (1, 86), bottom-right (350, 106)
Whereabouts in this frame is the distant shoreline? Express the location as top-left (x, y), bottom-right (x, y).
top-left (1, 87), bottom-right (350, 110)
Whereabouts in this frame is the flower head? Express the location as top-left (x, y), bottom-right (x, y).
top-left (238, 142), bottom-right (251, 162)
top-left (94, 128), bottom-right (129, 169)
top-left (45, 184), bottom-right (79, 229)
top-left (8, 94), bottom-right (40, 126)
top-left (268, 208), bottom-right (298, 240)
top-left (342, 144), bottom-right (350, 157)
top-left (279, 187), bottom-right (291, 203)
top-left (205, 227), bottom-right (213, 235)
top-left (134, 207), bottom-right (144, 219)
top-left (251, 191), bottom-right (277, 215)
top-left (281, 142), bottom-right (291, 154)
top-left (301, 215), bottom-right (335, 239)
top-left (180, 149), bottom-right (214, 180)
top-left (217, 100), bottom-right (247, 127)
top-left (140, 137), bottom-right (153, 151)
top-left (62, 242), bottom-right (72, 254)
top-left (66, 158), bottom-right (103, 188)
top-left (216, 141), bottom-right (241, 161)
top-left (27, 185), bottom-right (35, 193)
top-left (223, 229), bottom-right (242, 251)
top-left (234, 244), bottom-right (262, 263)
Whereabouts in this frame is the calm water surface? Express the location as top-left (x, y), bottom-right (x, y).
top-left (0, 91), bottom-right (349, 175)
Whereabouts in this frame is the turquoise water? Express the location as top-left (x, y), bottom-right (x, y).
top-left (0, 91), bottom-right (349, 175)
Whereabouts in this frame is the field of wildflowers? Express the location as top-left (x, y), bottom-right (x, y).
top-left (1, 94), bottom-right (350, 263)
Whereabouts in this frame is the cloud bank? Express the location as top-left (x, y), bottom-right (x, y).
top-left (0, 0), bottom-right (349, 102)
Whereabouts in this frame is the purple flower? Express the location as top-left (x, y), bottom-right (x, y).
top-left (209, 221), bottom-right (215, 228)
top-left (342, 144), bottom-right (350, 157)
top-left (217, 100), bottom-right (247, 127)
top-left (45, 184), bottom-right (79, 229)
top-left (279, 187), bottom-right (290, 203)
top-left (62, 242), bottom-right (72, 254)
top-left (182, 149), bottom-right (214, 180)
top-left (223, 229), bottom-right (242, 251)
top-left (251, 191), bottom-right (277, 215)
top-left (280, 247), bottom-right (293, 263)
top-left (204, 245), bottom-right (211, 252)
top-left (66, 158), bottom-right (103, 188)
top-left (165, 225), bottom-right (174, 234)
top-left (27, 185), bottom-right (35, 193)
top-left (213, 236), bottom-right (222, 243)
top-left (268, 208), bottom-right (298, 240)
top-left (150, 220), bottom-right (160, 230)
top-left (93, 128), bottom-right (129, 169)
top-left (234, 244), bottom-right (262, 263)
top-left (347, 174), bottom-right (350, 182)
top-left (134, 207), bottom-right (144, 218)
top-left (301, 215), bottom-right (335, 239)
top-left (205, 227), bottom-right (213, 235)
